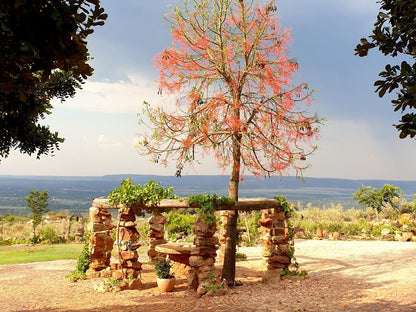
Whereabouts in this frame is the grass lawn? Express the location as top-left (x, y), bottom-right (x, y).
top-left (0, 243), bottom-right (83, 265)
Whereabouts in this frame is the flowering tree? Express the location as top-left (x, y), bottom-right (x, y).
top-left (138, 0), bottom-right (321, 283)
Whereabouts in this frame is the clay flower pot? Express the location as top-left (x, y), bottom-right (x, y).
top-left (156, 277), bottom-right (175, 292)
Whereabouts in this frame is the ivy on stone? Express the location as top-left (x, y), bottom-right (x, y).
top-left (108, 178), bottom-right (177, 210)
top-left (187, 194), bottom-right (235, 224)
top-left (274, 195), bottom-right (307, 277)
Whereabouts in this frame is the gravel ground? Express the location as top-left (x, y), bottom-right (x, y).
top-left (0, 239), bottom-right (415, 312)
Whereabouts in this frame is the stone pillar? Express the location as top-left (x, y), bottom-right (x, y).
top-left (187, 216), bottom-right (218, 295)
top-left (258, 208), bottom-right (291, 283)
top-left (218, 211), bottom-right (228, 262)
top-left (147, 214), bottom-right (167, 263)
top-left (86, 206), bottom-right (114, 278)
top-left (110, 207), bottom-right (142, 281)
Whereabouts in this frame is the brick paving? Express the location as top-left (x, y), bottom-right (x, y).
top-left (0, 240), bottom-right (415, 312)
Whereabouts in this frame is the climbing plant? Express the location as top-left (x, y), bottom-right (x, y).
top-left (188, 194), bottom-right (236, 224)
top-left (108, 178), bottom-right (177, 211)
top-left (66, 231), bottom-right (91, 282)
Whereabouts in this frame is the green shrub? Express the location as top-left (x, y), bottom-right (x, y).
top-left (371, 224), bottom-right (401, 237)
top-left (296, 220), bottom-right (319, 234)
top-left (165, 211), bottom-right (196, 236)
top-left (235, 252), bottom-right (247, 260)
top-left (137, 222), bottom-right (149, 240)
top-left (67, 231), bottom-right (90, 282)
top-left (154, 259), bottom-right (174, 279)
top-left (5, 215), bottom-right (16, 223)
top-left (39, 227), bottom-right (59, 244)
top-left (340, 222), bottom-right (362, 236)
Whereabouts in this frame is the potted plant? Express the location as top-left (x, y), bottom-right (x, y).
top-left (154, 259), bottom-right (175, 292)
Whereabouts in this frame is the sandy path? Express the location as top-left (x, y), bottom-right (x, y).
top-left (0, 240), bottom-right (415, 312)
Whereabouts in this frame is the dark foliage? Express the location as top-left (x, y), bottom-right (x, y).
top-left (355, 0), bottom-right (416, 139)
top-left (0, 0), bottom-right (107, 160)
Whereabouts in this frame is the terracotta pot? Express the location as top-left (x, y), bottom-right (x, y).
top-left (156, 277), bottom-right (175, 292)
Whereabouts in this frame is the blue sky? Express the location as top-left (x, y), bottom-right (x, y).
top-left (1, 0), bottom-right (416, 180)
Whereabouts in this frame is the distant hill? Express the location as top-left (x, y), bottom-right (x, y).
top-left (1, 174), bottom-right (416, 216)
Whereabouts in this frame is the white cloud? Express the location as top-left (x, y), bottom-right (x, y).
top-left (97, 134), bottom-right (121, 149)
top-left (305, 119), bottom-right (416, 180)
top-left (54, 73), bottom-right (177, 114)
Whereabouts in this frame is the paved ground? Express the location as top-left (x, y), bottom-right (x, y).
top-left (0, 240), bottom-right (415, 312)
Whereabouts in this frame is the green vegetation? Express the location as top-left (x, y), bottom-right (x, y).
top-left (0, 1), bottom-right (107, 160)
top-left (355, 0), bottom-right (416, 139)
top-left (108, 179), bottom-right (177, 211)
top-left (235, 252), bottom-right (247, 261)
top-left (26, 190), bottom-right (50, 242)
top-left (38, 227), bottom-right (65, 244)
top-left (353, 184), bottom-right (402, 223)
top-left (203, 272), bottom-right (226, 293)
top-left (154, 259), bottom-right (174, 279)
top-left (66, 232), bottom-right (90, 282)
top-left (0, 243), bottom-right (83, 265)
top-left (165, 211), bottom-right (196, 237)
top-left (276, 195), bottom-right (305, 276)
top-left (291, 203), bottom-right (415, 241)
top-left (236, 211), bottom-right (261, 246)
top-left (188, 194), bottom-right (235, 224)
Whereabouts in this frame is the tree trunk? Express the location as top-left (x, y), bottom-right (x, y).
top-left (221, 133), bottom-right (241, 285)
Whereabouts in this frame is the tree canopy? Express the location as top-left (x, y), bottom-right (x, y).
top-left (138, 0), bottom-right (321, 283)
top-left (355, 0), bottom-right (416, 139)
top-left (0, 0), bottom-right (107, 160)
top-left (353, 184), bottom-right (402, 222)
top-left (139, 0), bottom-right (320, 178)
top-left (26, 190), bottom-right (49, 240)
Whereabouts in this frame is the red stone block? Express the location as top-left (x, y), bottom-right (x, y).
top-left (149, 214), bottom-right (166, 225)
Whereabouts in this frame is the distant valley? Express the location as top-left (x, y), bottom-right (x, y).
top-left (1, 174), bottom-right (416, 216)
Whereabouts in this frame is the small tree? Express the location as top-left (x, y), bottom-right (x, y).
top-left (353, 184), bottom-right (402, 223)
top-left (26, 190), bottom-right (49, 242)
top-left (138, 0), bottom-right (321, 283)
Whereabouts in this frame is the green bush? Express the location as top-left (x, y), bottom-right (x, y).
top-left (296, 220), bottom-right (319, 234)
top-left (235, 252), bottom-right (247, 260)
top-left (340, 222), bottom-right (362, 236)
top-left (371, 224), bottom-right (401, 237)
top-left (165, 211), bottom-right (196, 236)
top-left (67, 231), bottom-right (90, 282)
top-left (39, 227), bottom-right (59, 244)
top-left (5, 215), bottom-right (16, 223)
